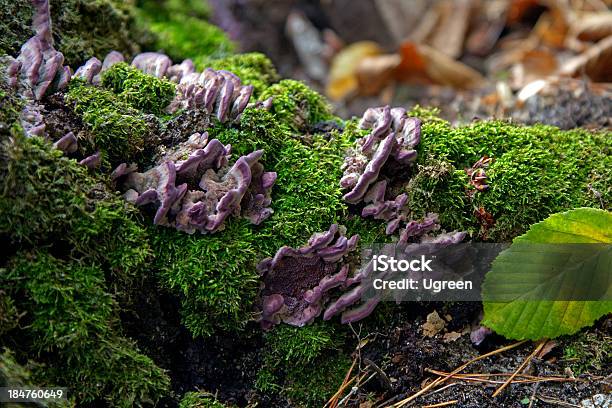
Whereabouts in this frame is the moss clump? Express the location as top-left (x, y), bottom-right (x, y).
top-left (260, 80), bottom-right (334, 132)
top-left (404, 158), bottom-right (474, 235)
top-left (210, 107), bottom-right (290, 163)
top-left (256, 323), bottom-right (350, 407)
top-left (65, 80), bottom-right (154, 165)
top-left (406, 118), bottom-right (611, 241)
top-left (137, 0), bottom-right (234, 62)
top-left (0, 134), bottom-right (152, 285)
top-left (0, 81), bottom-right (24, 138)
top-left (264, 322), bottom-right (340, 366)
top-left (151, 220), bottom-right (259, 337)
top-left (285, 354), bottom-right (352, 407)
top-left (102, 62), bottom-right (175, 115)
top-left (0, 0), bottom-right (149, 66)
top-left (256, 131), bottom-right (351, 255)
top-left (0, 292), bottom-right (19, 336)
top-left (179, 391), bottom-right (229, 408)
top-left (3, 251), bottom-right (169, 407)
top-left (562, 331), bottom-right (611, 375)
top-left (199, 53), bottom-right (280, 98)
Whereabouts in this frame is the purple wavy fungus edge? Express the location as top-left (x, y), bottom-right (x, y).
top-left (323, 214), bottom-right (467, 324)
top-left (112, 132), bottom-right (276, 234)
top-left (341, 106), bottom-right (422, 235)
top-left (257, 224), bottom-right (360, 330)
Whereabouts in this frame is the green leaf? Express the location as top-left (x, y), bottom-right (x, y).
top-left (482, 208), bottom-right (612, 340)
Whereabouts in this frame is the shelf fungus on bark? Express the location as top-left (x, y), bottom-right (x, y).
top-left (258, 224), bottom-right (360, 329)
top-left (341, 106), bottom-right (422, 234)
top-left (112, 132), bottom-right (276, 234)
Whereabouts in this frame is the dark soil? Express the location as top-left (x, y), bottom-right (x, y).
top-left (120, 276), bottom-right (611, 408)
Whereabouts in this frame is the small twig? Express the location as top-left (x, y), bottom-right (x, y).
top-left (425, 368), bottom-right (578, 384)
top-left (422, 400), bottom-right (459, 408)
top-left (536, 394), bottom-right (582, 407)
top-left (392, 340), bottom-right (527, 407)
top-left (364, 358), bottom-right (393, 390)
top-left (527, 382), bottom-right (540, 408)
top-left (492, 340), bottom-right (546, 397)
top-left (326, 356), bottom-right (357, 408)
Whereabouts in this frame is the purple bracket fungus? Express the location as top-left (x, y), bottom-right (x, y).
top-left (321, 214), bottom-right (466, 325)
top-left (79, 151), bottom-right (102, 169)
top-left (20, 103), bottom-right (46, 137)
top-left (113, 133), bottom-right (276, 234)
top-left (257, 224), bottom-right (360, 329)
top-left (8, 0), bottom-right (70, 101)
top-left (341, 105), bottom-right (422, 234)
top-left (52, 131), bottom-right (78, 153)
top-left (126, 52), bottom-right (255, 122)
top-left (132, 52), bottom-right (172, 78)
top-left (74, 57), bottom-right (102, 84)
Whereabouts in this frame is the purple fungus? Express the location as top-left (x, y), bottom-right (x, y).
top-left (74, 57), bottom-right (102, 83)
top-left (131, 52), bottom-right (172, 78)
top-left (79, 151), bottom-right (101, 169)
top-left (52, 131), bottom-right (78, 153)
top-left (258, 225), bottom-right (359, 329)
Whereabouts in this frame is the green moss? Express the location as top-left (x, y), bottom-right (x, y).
top-left (65, 80), bottom-right (154, 165)
top-left (0, 291), bottom-right (19, 336)
top-left (259, 80), bottom-right (334, 132)
top-left (284, 353), bottom-right (352, 407)
top-left (4, 251), bottom-right (169, 407)
top-left (150, 15), bottom-right (234, 62)
top-left (0, 0), bottom-right (149, 66)
top-left (179, 391), bottom-right (229, 408)
top-left (102, 62), bottom-right (175, 115)
top-left (0, 0), bottom-right (33, 57)
top-left (265, 322), bottom-right (340, 366)
top-left (410, 118), bottom-right (611, 240)
top-left (562, 331), bottom-right (611, 375)
top-left (0, 134), bottom-right (152, 284)
top-left (210, 107), bottom-right (291, 162)
top-left (0, 77), bottom-right (24, 137)
top-left (151, 220), bottom-right (259, 337)
top-left (404, 158), bottom-right (474, 234)
top-left (137, 0), bottom-right (233, 62)
top-left (257, 323), bottom-right (350, 407)
top-left (256, 131), bottom-right (351, 255)
top-left (199, 53), bottom-right (280, 98)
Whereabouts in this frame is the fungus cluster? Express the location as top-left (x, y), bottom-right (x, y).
top-left (113, 132), bottom-right (276, 234)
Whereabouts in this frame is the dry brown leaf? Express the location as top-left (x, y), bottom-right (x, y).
top-left (429, 0), bottom-right (472, 58)
top-left (422, 311), bottom-right (446, 337)
top-left (398, 41), bottom-right (486, 89)
top-left (572, 11), bottom-right (612, 41)
top-left (326, 41), bottom-right (384, 100)
top-left (507, 0), bottom-right (540, 25)
top-left (466, 0), bottom-right (508, 56)
top-left (558, 34), bottom-right (612, 81)
top-left (532, 9), bottom-right (569, 48)
top-left (442, 331), bottom-right (463, 342)
top-left (356, 54), bottom-right (401, 96)
top-left (536, 340), bottom-right (558, 359)
top-left (511, 48), bottom-right (559, 87)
